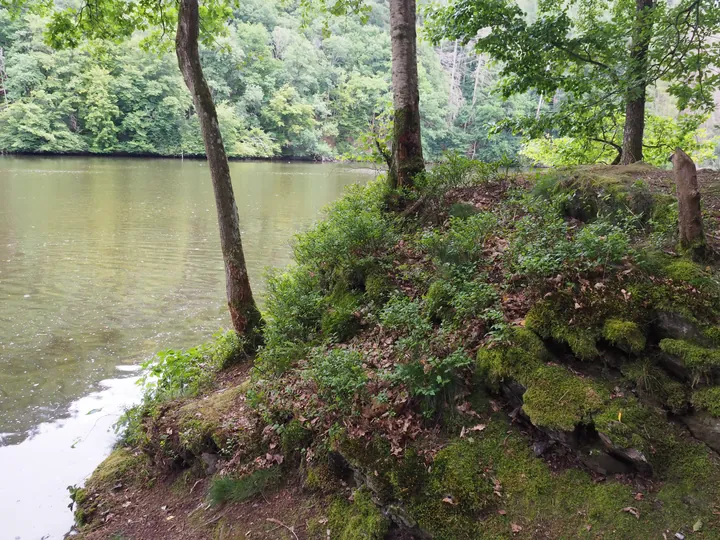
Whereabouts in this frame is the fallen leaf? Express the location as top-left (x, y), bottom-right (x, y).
top-left (621, 506), bottom-right (640, 519)
top-left (442, 496), bottom-right (457, 506)
top-left (469, 424), bottom-right (487, 432)
top-left (497, 509), bottom-right (507, 515)
top-left (511, 523), bottom-right (523, 534)
top-left (634, 492), bottom-right (644, 501)
top-left (693, 519), bottom-right (703, 532)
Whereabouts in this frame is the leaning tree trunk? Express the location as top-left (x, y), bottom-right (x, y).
top-left (389, 0), bottom-right (425, 189)
top-left (621, 0), bottom-right (655, 165)
top-left (176, 0), bottom-right (262, 340)
top-left (672, 148), bottom-right (706, 261)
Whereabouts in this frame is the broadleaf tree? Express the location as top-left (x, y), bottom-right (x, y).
top-left (425, 0), bottom-right (720, 165)
top-left (7, 0), bottom-right (265, 342)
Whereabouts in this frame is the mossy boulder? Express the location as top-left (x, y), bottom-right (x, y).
top-left (328, 488), bottom-right (390, 540)
top-left (602, 319), bottom-right (646, 354)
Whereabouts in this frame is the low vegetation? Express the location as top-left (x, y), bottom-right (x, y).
top-left (75, 158), bottom-right (720, 538)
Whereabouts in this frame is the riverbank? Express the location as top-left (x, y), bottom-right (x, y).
top-left (74, 160), bottom-right (720, 538)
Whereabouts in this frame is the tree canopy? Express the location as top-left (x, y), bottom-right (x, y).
top-left (425, 0), bottom-right (720, 164)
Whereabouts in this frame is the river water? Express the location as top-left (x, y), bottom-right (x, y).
top-left (0, 156), bottom-right (373, 539)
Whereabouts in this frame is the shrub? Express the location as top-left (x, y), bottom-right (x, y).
top-left (321, 288), bottom-right (363, 342)
top-left (294, 180), bottom-right (395, 280)
top-left (307, 348), bottom-right (367, 409)
top-left (425, 276), bottom-right (498, 325)
top-left (263, 265), bottom-right (325, 345)
top-left (414, 152), bottom-right (499, 196)
top-left (388, 350), bottom-right (472, 415)
top-left (420, 212), bottom-right (498, 265)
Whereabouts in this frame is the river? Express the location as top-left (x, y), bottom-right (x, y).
top-left (0, 156), bottom-right (373, 539)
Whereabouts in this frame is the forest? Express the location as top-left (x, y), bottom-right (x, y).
top-left (0, 0), bottom-right (537, 161)
top-left (5, 0), bottom-right (720, 538)
top-left (1, 0), bottom-right (718, 165)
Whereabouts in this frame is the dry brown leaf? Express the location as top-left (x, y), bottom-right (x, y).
top-left (621, 506), bottom-right (640, 519)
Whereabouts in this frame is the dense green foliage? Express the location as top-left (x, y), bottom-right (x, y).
top-left (0, 0), bottom-right (537, 160)
top-left (425, 0), bottom-right (720, 165)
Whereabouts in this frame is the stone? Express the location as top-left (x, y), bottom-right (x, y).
top-left (677, 412), bottom-right (720, 454)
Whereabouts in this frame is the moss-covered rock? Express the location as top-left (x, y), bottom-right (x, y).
top-left (659, 338), bottom-right (720, 378)
top-left (692, 386), bottom-right (720, 417)
top-left (525, 300), bottom-right (600, 360)
top-left (328, 488), bottom-right (389, 540)
top-left (523, 365), bottom-right (608, 431)
top-left (602, 319), bottom-right (646, 354)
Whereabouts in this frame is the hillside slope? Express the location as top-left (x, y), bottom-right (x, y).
top-left (73, 161), bottom-right (720, 539)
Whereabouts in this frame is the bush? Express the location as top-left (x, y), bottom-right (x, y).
top-left (294, 180), bottom-right (395, 281)
top-left (307, 348), bottom-right (367, 409)
top-left (321, 288), bottom-right (363, 342)
top-left (424, 275), bottom-right (498, 325)
top-left (140, 330), bottom-right (244, 402)
top-left (507, 193), bottom-right (636, 279)
top-left (420, 212), bottom-right (498, 265)
top-left (388, 349), bottom-right (472, 415)
top-left (414, 153), bottom-right (499, 196)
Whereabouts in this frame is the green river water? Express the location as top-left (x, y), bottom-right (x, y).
top-left (0, 156), bottom-right (373, 539)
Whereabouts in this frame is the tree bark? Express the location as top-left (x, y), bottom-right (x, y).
top-left (672, 148), bottom-right (706, 261)
top-left (176, 0), bottom-right (262, 341)
top-left (621, 0), bottom-right (655, 165)
top-left (389, 0), bottom-right (424, 190)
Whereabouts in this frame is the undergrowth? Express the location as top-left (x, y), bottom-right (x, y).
top-left (97, 158), bottom-right (720, 538)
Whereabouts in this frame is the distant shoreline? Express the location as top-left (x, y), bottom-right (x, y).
top-left (0, 150), bottom-right (381, 165)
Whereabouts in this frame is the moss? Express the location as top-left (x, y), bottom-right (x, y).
top-left (525, 301), bottom-right (600, 360)
top-left (476, 327), bottom-right (547, 388)
top-left (85, 448), bottom-right (147, 490)
top-left (593, 397), bottom-right (657, 452)
top-left (602, 319), bottom-right (646, 354)
top-left (363, 270), bottom-right (391, 303)
top-left (208, 467), bottom-right (281, 505)
top-left (423, 279), bottom-right (454, 321)
top-left (328, 488), bottom-right (389, 540)
top-left (522, 365), bottom-right (608, 431)
top-left (448, 202), bottom-right (478, 218)
top-left (659, 338), bottom-right (720, 374)
top-left (280, 419), bottom-right (312, 463)
top-left (321, 288), bottom-right (362, 341)
top-left (692, 386), bottom-right (720, 417)
top-left (175, 384), bottom-right (248, 458)
top-left (429, 440), bottom-right (494, 512)
top-left (621, 360), bottom-right (689, 412)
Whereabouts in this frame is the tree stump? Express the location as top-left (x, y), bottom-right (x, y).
top-left (671, 148), bottom-right (706, 261)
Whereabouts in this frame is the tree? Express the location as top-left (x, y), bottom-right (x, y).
top-left (176, 0), bottom-right (262, 338)
top-left (425, 0), bottom-right (720, 164)
top-left (27, 0), bottom-right (264, 340)
top-left (388, 0), bottom-right (424, 189)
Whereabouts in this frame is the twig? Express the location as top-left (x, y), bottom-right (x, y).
top-left (266, 518), bottom-right (299, 540)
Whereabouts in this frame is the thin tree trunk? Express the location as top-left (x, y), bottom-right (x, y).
top-left (448, 40), bottom-right (458, 123)
top-left (463, 55), bottom-right (483, 131)
top-left (176, 0), bottom-right (262, 341)
top-left (621, 0), bottom-right (655, 165)
top-left (672, 148), bottom-right (706, 261)
top-left (389, 0), bottom-right (424, 190)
